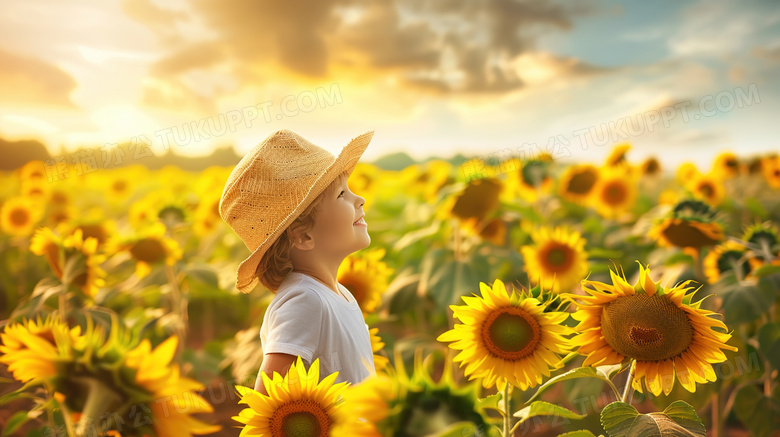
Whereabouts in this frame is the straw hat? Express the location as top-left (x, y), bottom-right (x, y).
top-left (219, 129), bottom-right (375, 294)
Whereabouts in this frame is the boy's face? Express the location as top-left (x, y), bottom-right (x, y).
top-left (307, 174), bottom-right (370, 256)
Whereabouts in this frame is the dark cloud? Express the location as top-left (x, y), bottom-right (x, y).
top-left (126, 0), bottom-right (597, 94)
top-left (0, 47), bottom-right (78, 107)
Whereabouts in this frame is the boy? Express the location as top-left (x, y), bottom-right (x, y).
top-left (219, 129), bottom-right (376, 395)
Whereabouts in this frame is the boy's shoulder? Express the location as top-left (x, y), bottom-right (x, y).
top-left (269, 274), bottom-right (323, 308)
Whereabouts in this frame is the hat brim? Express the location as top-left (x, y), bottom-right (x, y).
top-left (234, 130), bottom-right (375, 293)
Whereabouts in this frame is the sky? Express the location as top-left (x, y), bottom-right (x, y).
top-left (1, 0), bottom-right (779, 170)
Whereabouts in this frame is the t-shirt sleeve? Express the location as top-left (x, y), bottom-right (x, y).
top-left (262, 288), bottom-right (323, 363)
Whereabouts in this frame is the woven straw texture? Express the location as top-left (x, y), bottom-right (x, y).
top-left (219, 129), bottom-right (374, 293)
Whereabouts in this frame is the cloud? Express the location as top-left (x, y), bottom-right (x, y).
top-left (125, 0), bottom-right (598, 95)
top-left (0, 47), bottom-right (78, 108)
top-left (140, 76), bottom-right (217, 113)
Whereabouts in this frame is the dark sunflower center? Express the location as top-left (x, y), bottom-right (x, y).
top-left (271, 400), bottom-right (329, 437)
top-left (747, 230), bottom-right (777, 247)
top-left (660, 220), bottom-right (721, 248)
top-left (481, 307), bottom-right (540, 360)
top-left (644, 159), bottom-right (660, 174)
top-left (129, 239), bottom-right (166, 264)
top-left (281, 412), bottom-right (321, 437)
top-left (78, 225), bottom-right (107, 244)
top-left (541, 244), bottom-right (573, 271)
top-left (717, 250), bottom-right (751, 277)
top-left (10, 208), bottom-right (30, 226)
top-left (566, 169), bottom-right (597, 194)
top-left (601, 293), bottom-right (694, 361)
top-left (112, 180), bottom-right (127, 193)
top-left (52, 191), bottom-right (68, 205)
top-left (602, 181), bottom-right (627, 205)
top-left (450, 178), bottom-right (502, 222)
top-left (698, 183), bottom-right (714, 198)
top-left (521, 163), bottom-right (548, 188)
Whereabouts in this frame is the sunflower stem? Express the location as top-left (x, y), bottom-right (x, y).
top-left (729, 258), bottom-right (744, 283)
top-left (711, 392), bottom-right (722, 437)
top-left (759, 239), bottom-right (775, 262)
top-left (693, 248), bottom-right (705, 284)
top-left (453, 219), bottom-right (462, 262)
top-left (503, 384), bottom-right (512, 437)
top-left (621, 361), bottom-right (635, 404)
top-left (165, 263), bottom-right (187, 360)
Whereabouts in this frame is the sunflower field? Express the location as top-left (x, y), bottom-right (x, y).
top-left (1, 145), bottom-right (779, 437)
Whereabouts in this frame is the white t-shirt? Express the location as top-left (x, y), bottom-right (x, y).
top-left (259, 271), bottom-right (376, 385)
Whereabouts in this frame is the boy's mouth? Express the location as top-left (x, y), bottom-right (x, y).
top-left (353, 216), bottom-right (367, 226)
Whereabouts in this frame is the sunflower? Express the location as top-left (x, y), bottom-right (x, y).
top-left (568, 263), bottom-right (738, 396)
top-left (49, 189), bottom-right (71, 207)
top-left (337, 248), bottom-right (394, 315)
top-left (30, 227), bottom-right (107, 297)
top-left (743, 222), bottom-right (780, 261)
top-left (703, 241), bottom-right (760, 284)
top-left (604, 143), bottom-right (631, 168)
top-left (676, 162), bottom-right (700, 184)
top-left (506, 158), bottom-right (554, 203)
top-left (18, 160), bottom-right (47, 182)
top-left (457, 158), bottom-right (501, 183)
top-left (639, 157), bottom-right (662, 177)
top-left (589, 166), bottom-right (637, 219)
top-left (369, 327), bottom-right (389, 373)
top-left (1, 196), bottom-right (44, 236)
top-left (348, 162), bottom-right (385, 208)
top-left (30, 227), bottom-right (65, 278)
top-left (474, 218), bottom-right (507, 246)
top-left (649, 200), bottom-right (724, 253)
top-left (0, 314), bottom-right (82, 383)
top-left (126, 335), bottom-right (221, 436)
top-left (658, 189), bottom-right (679, 206)
top-left (21, 178), bottom-right (50, 203)
top-left (557, 164), bottom-right (599, 205)
top-left (232, 357), bottom-right (350, 436)
top-left (438, 177), bottom-right (503, 226)
top-left (337, 372), bottom-right (393, 436)
top-left (711, 151), bottom-right (741, 179)
top-left (191, 189), bottom-right (224, 237)
top-left (343, 347), bottom-right (494, 436)
top-left (687, 173), bottom-right (725, 207)
top-left (62, 228), bottom-right (108, 297)
top-left (761, 156), bottom-right (780, 188)
top-left (105, 221), bottom-right (182, 279)
top-left (520, 226), bottom-right (589, 293)
top-left (437, 279), bottom-right (573, 391)
top-left (48, 205), bottom-right (79, 229)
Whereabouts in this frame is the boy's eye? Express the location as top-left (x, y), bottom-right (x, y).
top-left (338, 191), bottom-right (344, 198)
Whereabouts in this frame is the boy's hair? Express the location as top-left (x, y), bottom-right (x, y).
top-left (255, 171), bottom-right (350, 292)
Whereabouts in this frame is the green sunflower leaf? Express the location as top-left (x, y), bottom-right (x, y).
top-left (476, 392), bottom-right (503, 412)
top-left (525, 367), bottom-right (620, 405)
top-left (512, 401), bottom-right (586, 432)
top-left (600, 400), bottom-right (705, 437)
top-left (752, 264), bottom-right (780, 278)
top-left (733, 385), bottom-right (780, 437)
top-left (758, 322), bottom-right (780, 371)
top-left (557, 431), bottom-right (600, 437)
top-left (430, 420), bottom-right (501, 437)
top-left (2, 411), bottom-right (31, 437)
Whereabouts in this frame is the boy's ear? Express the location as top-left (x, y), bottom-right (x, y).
top-left (291, 229), bottom-right (315, 250)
